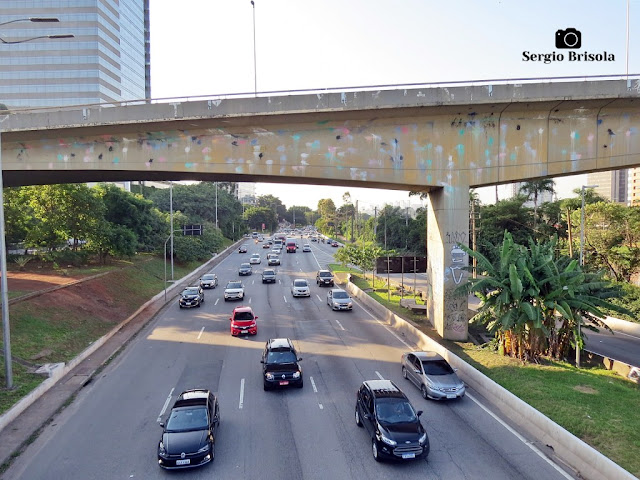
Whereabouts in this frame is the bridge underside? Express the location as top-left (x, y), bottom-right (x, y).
top-left (2, 81), bottom-right (640, 340)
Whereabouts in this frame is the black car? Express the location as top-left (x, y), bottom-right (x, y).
top-left (158, 389), bottom-right (220, 469)
top-left (199, 273), bottom-right (218, 289)
top-left (179, 286), bottom-right (204, 308)
top-left (262, 269), bottom-right (277, 283)
top-left (316, 269), bottom-right (334, 287)
top-left (261, 338), bottom-right (303, 390)
top-left (239, 244), bottom-right (248, 253)
top-left (355, 379), bottom-right (429, 462)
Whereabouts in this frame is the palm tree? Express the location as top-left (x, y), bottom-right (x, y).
top-left (519, 179), bottom-right (555, 229)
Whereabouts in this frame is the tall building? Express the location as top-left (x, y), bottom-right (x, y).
top-left (0, 0), bottom-right (150, 108)
top-left (587, 170), bottom-right (628, 204)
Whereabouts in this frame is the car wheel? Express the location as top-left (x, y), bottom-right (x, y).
top-left (402, 366), bottom-right (408, 379)
top-left (197, 303), bottom-right (201, 308)
top-left (263, 381), bottom-right (271, 391)
top-left (210, 441), bottom-right (215, 462)
top-left (297, 379), bottom-right (303, 389)
top-left (355, 407), bottom-right (363, 427)
top-left (421, 384), bottom-right (428, 399)
top-left (372, 439), bottom-right (382, 462)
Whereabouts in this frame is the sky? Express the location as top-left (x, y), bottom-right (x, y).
top-left (149, 0), bottom-right (640, 209)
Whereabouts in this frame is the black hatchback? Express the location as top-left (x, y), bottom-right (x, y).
top-left (261, 338), bottom-right (303, 390)
top-left (355, 380), bottom-right (429, 462)
top-left (158, 389), bottom-right (220, 469)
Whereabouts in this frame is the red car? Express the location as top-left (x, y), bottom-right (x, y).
top-left (331, 241), bottom-right (339, 247)
top-left (230, 306), bottom-right (258, 336)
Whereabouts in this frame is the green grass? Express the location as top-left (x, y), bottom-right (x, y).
top-left (0, 254), bottom-right (208, 408)
top-left (341, 271), bottom-right (640, 477)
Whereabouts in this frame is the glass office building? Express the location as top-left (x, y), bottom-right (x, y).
top-left (0, 0), bottom-right (150, 108)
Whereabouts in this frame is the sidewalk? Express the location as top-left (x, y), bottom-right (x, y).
top-left (0, 245), bottom-right (239, 474)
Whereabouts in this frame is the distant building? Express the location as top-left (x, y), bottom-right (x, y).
top-left (0, 1), bottom-right (150, 108)
top-left (587, 170), bottom-right (628, 204)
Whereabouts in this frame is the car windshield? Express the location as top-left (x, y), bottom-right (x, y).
top-left (227, 282), bottom-right (242, 289)
top-left (375, 399), bottom-right (418, 424)
top-left (240, 263), bottom-right (251, 268)
top-left (263, 270), bottom-right (275, 275)
top-left (182, 288), bottom-right (199, 295)
top-left (202, 275), bottom-right (215, 280)
top-left (251, 255), bottom-right (259, 258)
top-left (333, 291), bottom-right (349, 299)
top-left (266, 350), bottom-right (298, 364)
top-left (165, 406), bottom-right (208, 432)
top-left (319, 272), bottom-right (332, 277)
top-left (294, 280), bottom-right (308, 287)
top-left (233, 311), bottom-right (254, 321)
top-left (422, 359), bottom-right (455, 375)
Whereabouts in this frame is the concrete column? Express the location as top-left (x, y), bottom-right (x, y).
top-left (426, 182), bottom-right (469, 341)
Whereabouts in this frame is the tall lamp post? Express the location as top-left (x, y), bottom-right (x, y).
top-left (577, 184), bottom-right (598, 369)
top-left (0, 17), bottom-right (74, 388)
top-left (250, 1), bottom-right (257, 96)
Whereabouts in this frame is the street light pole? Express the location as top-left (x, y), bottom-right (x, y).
top-left (577, 184), bottom-right (598, 369)
top-left (0, 18), bottom-right (74, 389)
top-left (250, 1), bottom-right (257, 96)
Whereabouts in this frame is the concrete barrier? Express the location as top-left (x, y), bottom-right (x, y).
top-left (0, 240), bottom-right (242, 434)
top-left (602, 316), bottom-right (640, 337)
top-left (342, 279), bottom-right (637, 480)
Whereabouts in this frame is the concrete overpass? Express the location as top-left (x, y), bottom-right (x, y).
top-left (2, 79), bottom-right (640, 340)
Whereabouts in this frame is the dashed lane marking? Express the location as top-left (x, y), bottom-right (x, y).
top-left (157, 387), bottom-right (175, 422)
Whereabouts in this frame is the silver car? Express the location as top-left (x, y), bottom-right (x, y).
top-left (401, 351), bottom-right (465, 400)
top-left (290, 279), bottom-right (311, 297)
top-left (327, 288), bottom-right (352, 311)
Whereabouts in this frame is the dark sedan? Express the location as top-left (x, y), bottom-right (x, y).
top-left (179, 286), bottom-right (204, 308)
top-left (158, 389), bottom-right (220, 469)
top-left (238, 263), bottom-right (252, 275)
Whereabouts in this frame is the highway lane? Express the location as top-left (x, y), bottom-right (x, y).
top-left (584, 327), bottom-right (640, 367)
top-left (3, 239), bottom-right (577, 479)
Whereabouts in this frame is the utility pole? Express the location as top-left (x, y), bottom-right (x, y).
top-left (374, 206), bottom-right (378, 241)
top-left (471, 200), bottom-right (477, 279)
top-left (350, 204), bottom-right (354, 243)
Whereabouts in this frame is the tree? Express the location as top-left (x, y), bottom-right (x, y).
top-left (244, 206), bottom-right (277, 231)
top-left (334, 242), bottom-right (385, 282)
top-left (519, 179), bottom-right (555, 228)
top-left (458, 231), bottom-right (629, 362)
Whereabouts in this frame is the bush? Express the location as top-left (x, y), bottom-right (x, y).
top-left (604, 282), bottom-right (640, 323)
top-left (42, 249), bottom-right (90, 267)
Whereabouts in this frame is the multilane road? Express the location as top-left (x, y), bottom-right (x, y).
top-left (3, 241), bottom-right (578, 479)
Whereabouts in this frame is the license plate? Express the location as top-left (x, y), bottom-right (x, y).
top-left (402, 453), bottom-right (415, 459)
top-left (241, 330), bottom-right (248, 334)
top-left (446, 394), bottom-right (456, 399)
top-left (176, 459), bottom-right (190, 465)
top-left (279, 381), bottom-right (289, 385)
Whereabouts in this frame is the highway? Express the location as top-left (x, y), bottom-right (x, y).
top-left (3, 240), bottom-right (577, 480)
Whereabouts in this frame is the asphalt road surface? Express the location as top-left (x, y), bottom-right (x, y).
top-left (3, 240), bottom-right (578, 480)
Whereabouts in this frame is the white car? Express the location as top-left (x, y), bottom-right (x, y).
top-left (290, 279), bottom-right (311, 297)
top-left (224, 281), bottom-right (245, 301)
top-left (250, 254), bottom-right (261, 264)
top-left (302, 244), bottom-right (311, 252)
top-left (272, 247), bottom-right (282, 254)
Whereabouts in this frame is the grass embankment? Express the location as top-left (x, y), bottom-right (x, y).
top-left (0, 254), bottom-right (208, 414)
top-left (330, 264), bottom-right (640, 477)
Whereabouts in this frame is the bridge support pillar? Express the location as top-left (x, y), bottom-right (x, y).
top-left (426, 184), bottom-right (469, 341)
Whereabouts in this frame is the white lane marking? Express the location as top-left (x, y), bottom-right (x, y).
top-left (215, 298), bottom-right (219, 305)
top-left (157, 387), bottom-right (175, 422)
top-left (466, 392), bottom-right (573, 479)
top-left (316, 294), bottom-right (322, 301)
top-left (197, 327), bottom-right (205, 339)
top-left (284, 296), bottom-right (288, 303)
top-left (249, 297), bottom-right (252, 304)
top-left (375, 371), bottom-right (384, 380)
top-left (335, 320), bottom-right (345, 331)
top-left (252, 279), bottom-right (255, 284)
top-left (309, 376), bottom-right (323, 410)
top-left (239, 378), bottom-right (245, 409)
